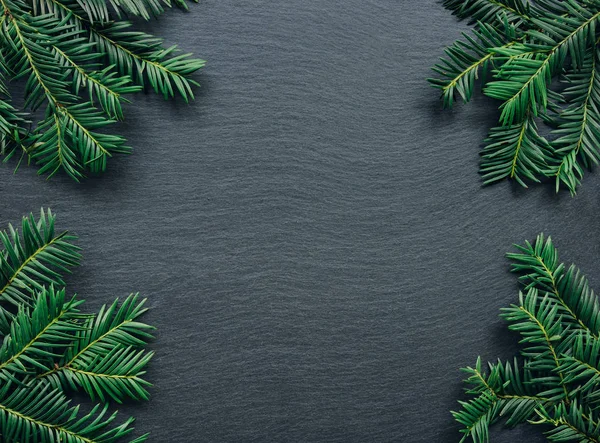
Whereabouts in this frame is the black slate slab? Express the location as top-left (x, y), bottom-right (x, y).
top-left (0, 1), bottom-right (595, 441)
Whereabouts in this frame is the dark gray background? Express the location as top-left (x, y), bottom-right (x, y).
top-left (1, 1), bottom-right (598, 441)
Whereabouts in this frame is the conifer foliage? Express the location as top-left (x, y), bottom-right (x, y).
top-left (430, 0), bottom-right (600, 194)
top-left (0, 0), bottom-right (204, 180)
top-left (0, 208), bottom-right (154, 442)
top-left (454, 234), bottom-right (600, 442)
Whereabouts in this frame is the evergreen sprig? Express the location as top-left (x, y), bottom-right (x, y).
top-left (0, 208), bottom-right (154, 442)
top-left (430, 0), bottom-right (600, 194)
top-left (0, 0), bottom-right (205, 181)
top-left (453, 234), bottom-right (600, 442)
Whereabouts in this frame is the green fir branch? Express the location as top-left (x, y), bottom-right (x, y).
top-left (0, 0), bottom-right (204, 180)
top-left (431, 0), bottom-right (600, 192)
top-left (453, 236), bottom-right (600, 441)
top-left (0, 209), bottom-right (155, 442)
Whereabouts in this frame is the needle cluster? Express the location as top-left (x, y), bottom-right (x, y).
top-left (0, 0), bottom-right (204, 180)
top-left (455, 234), bottom-right (600, 442)
top-left (431, 0), bottom-right (600, 193)
top-left (0, 209), bottom-right (154, 442)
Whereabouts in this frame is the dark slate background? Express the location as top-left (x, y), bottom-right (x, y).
top-left (1, 1), bottom-right (598, 441)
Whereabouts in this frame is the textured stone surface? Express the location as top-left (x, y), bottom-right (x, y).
top-left (1, 1), bottom-right (597, 441)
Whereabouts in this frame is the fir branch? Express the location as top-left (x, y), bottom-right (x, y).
top-left (0, 382), bottom-right (148, 443)
top-left (57, 294), bottom-right (152, 366)
top-left (90, 21), bottom-right (205, 101)
top-left (480, 110), bottom-right (554, 186)
top-left (453, 236), bottom-right (600, 441)
top-left (460, 356), bottom-right (549, 426)
top-left (428, 23), bottom-right (517, 108)
top-left (53, 45), bottom-right (141, 120)
top-left (0, 208), bottom-right (80, 310)
top-left (507, 234), bottom-right (600, 337)
top-left (0, 286), bottom-right (84, 382)
top-left (552, 45), bottom-right (600, 193)
top-left (536, 402), bottom-right (600, 442)
top-left (47, 345), bottom-right (154, 403)
top-left (453, 391), bottom-right (502, 443)
top-left (40, 0), bottom-right (204, 101)
top-left (39, 294), bottom-right (155, 403)
top-left (501, 289), bottom-right (569, 402)
top-left (442, 0), bottom-right (533, 26)
top-left (0, 209), bottom-right (154, 442)
top-left (486, 3), bottom-right (600, 124)
top-left (0, 0), bottom-right (204, 180)
top-left (0, 75), bottom-right (30, 165)
top-left (431, 0), bottom-right (600, 192)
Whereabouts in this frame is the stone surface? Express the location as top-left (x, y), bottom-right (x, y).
top-left (1, 1), bottom-right (595, 441)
